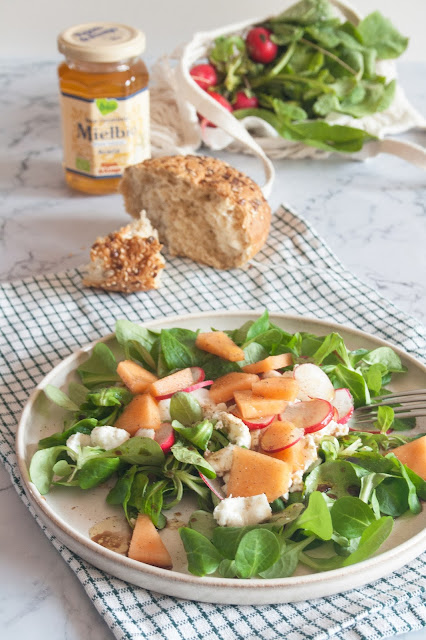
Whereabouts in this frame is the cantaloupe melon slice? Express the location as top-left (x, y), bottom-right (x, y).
top-left (149, 367), bottom-right (194, 398)
top-left (242, 353), bottom-right (293, 374)
top-left (264, 438), bottom-right (307, 472)
top-left (115, 393), bottom-right (161, 435)
top-left (195, 331), bottom-right (245, 362)
top-left (226, 446), bottom-right (292, 502)
top-left (233, 390), bottom-right (287, 420)
top-left (252, 377), bottom-right (299, 401)
top-left (209, 372), bottom-right (259, 404)
top-left (117, 360), bottom-right (158, 394)
top-left (391, 435), bottom-right (426, 480)
top-left (128, 514), bottom-right (173, 569)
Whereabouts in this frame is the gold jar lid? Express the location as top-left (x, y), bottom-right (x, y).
top-left (58, 22), bottom-right (145, 63)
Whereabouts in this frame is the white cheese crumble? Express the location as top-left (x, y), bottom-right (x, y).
top-left (205, 444), bottom-right (235, 476)
top-left (90, 425), bottom-right (130, 450)
top-left (158, 398), bottom-right (172, 422)
top-left (310, 420), bottom-right (349, 444)
top-left (210, 411), bottom-right (251, 448)
top-left (135, 428), bottom-right (155, 439)
top-left (213, 494), bottom-right (272, 527)
top-left (66, 433), bottom-right (92, 458)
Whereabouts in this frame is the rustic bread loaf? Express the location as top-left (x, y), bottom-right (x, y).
top-left (119, 155), bottom-right (271, 269)
top-left (83, 211), bottom-right (165, 293)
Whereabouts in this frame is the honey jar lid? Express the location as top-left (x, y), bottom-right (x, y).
top-left (58, 23), bottom-right (146, 63)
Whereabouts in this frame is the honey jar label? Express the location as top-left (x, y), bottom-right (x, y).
top-left (60, 87), bottom-right (150, 178)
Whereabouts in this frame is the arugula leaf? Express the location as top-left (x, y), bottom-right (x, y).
top-left (86, 387), bottom-right (132, 407)
top-left (240, 342), bottom-right (269, 366)
top-left (305, 460), bottom-right (361, 499)
top-left (29, 445), bottom-right (68, 494)
top-left (311, 333), bottom-right (350, 367)
top-left (342, 516), bottom-right (393, 565)
top-left (245, 310), bottom-right (270, 342)
top-left (107, 465), bottom-right (138, 508)
top-left (358, 11), bottom-right (409, 59)
top-left (179, 528), bottom-right (223, 576)
top-left (105, 436), bottom-right (165, 467)
top-left (259, 537), bottom-right (313, 578)
top-left (44, 385), bottom-right (79, 412)
top-left (331, 497), bottom-right (375, 538)
top-left (68, 382), bottom-right (89, 407)
top-left (77, 457), bottom-right (120, 489)
top-left (38, 418), bottom-right (97, 449)
top-left (374, 406), bottom-right (395, 433)
top-left (77, 343), bottom-right (120, 388)
top-left (331, 365), bottom-right (370, 407)
top-left (169, 392), bottom-right (203, 426)
top-left (234, 529), bottom-right (280, 578)
top-left (160, 330), bottom-right (195, 371)
top-left (171, 442), bottom-right (216, 478)
top-left (115, 319), bottom-right (157, 370)
top-left (285, 491), bottom-right (333, 540)
top-left (172, 419), bottom-right (214, 451)
top-left (202, 357), bottom-right (241, 381)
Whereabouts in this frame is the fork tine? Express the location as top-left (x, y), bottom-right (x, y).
top-left (356, 399), bottom-right (426, 413)
top-left (353, 409), bottom-right (426, 424)
top-left (355, 394), bottom-right (426, 411)
top-left (371, 389), bottom-right (426, 402)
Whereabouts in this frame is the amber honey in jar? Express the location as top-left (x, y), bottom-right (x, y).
top-left (57, 23), bottom-right (150, 194)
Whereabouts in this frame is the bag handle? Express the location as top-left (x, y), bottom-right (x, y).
top-left (177, 19), bottom-right (275, 199)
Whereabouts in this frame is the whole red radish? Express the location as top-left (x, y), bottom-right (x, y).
top-left (246, 27), bottom-right (278, 64)
top-left (233, 91), bottom-right (259, 110)
top-left (200, 92), bottom-right (233, 129)
top-left (190, 64), bottom-right (218, 90)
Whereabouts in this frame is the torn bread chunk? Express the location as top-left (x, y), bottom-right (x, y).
top-left (119, 155), bottom-right (271, 270)
top-left (83, 211), bottom-right (165, 293)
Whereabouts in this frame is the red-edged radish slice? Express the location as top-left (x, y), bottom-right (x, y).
top-left (199, 473), bottom-right (225, 500)
top-left (181, 379), bottom-right (213, 394)
top-left (331, 388), bottom-right (354, 424)
top-left (293, 363), bottom-right (335, 402)
top-left (231, 409), bottom-right (276, 431)
top-left (154, 422), bottom-right (175, 453)
top-left (260, 421), bottom-right (304, 452)
top-left (280, 399), bottom-right (334, 434)
top-left (349, 427), bottom-right (394, 435)
top-left (190, 367), bottom-right (205, 384)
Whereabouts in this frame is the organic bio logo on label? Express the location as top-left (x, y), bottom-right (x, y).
top-left (96, 98), bottom-right (119, 115)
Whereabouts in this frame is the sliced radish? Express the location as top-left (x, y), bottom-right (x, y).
top-left (231, 410), bottom-right (275, 431)
top-left (181, 379), bottom-right (213, 394)
top-left (199, 473), bottom-right (225, 500)
top-left (190, 367), bottom-right (205, 384)
top-left (154, 422), bottom-right (175, 453)
top-left (349, 427), bottom-right (394, 435)
top-left (293, 363), bottom-right (335, 402)
top-left (280, 399), bottom-right (334, 434)
top-left (260, 421), bottom-right (304, 452)
top-left (331, 388), bottom-right (354, 424)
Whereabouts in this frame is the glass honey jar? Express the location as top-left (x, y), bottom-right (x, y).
top-left (57, 23), bottom-right (150, 195)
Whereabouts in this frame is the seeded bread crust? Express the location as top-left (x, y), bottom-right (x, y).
top-left (83, 214), bottom-right (165, 294)
top-left (119, 155), bottom-right (271, 269)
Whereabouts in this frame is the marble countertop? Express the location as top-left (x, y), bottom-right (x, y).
top-left (0, 59), bottom-right (425, 640)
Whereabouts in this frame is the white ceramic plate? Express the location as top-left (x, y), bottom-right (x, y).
top-left (16, 311), bottom-right (426, 605)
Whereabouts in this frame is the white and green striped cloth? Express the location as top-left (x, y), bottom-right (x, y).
top-left (1, 206), bottom-right (425, 640)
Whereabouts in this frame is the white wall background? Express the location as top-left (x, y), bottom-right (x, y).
top-left (1, 0), bottom-right (425, 62)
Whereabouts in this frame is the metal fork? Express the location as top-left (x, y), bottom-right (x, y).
top-left (350, 389), bottom-right (426, 427)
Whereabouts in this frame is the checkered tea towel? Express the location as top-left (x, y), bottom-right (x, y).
top-left (0, 206), bottom-right (425, 640)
